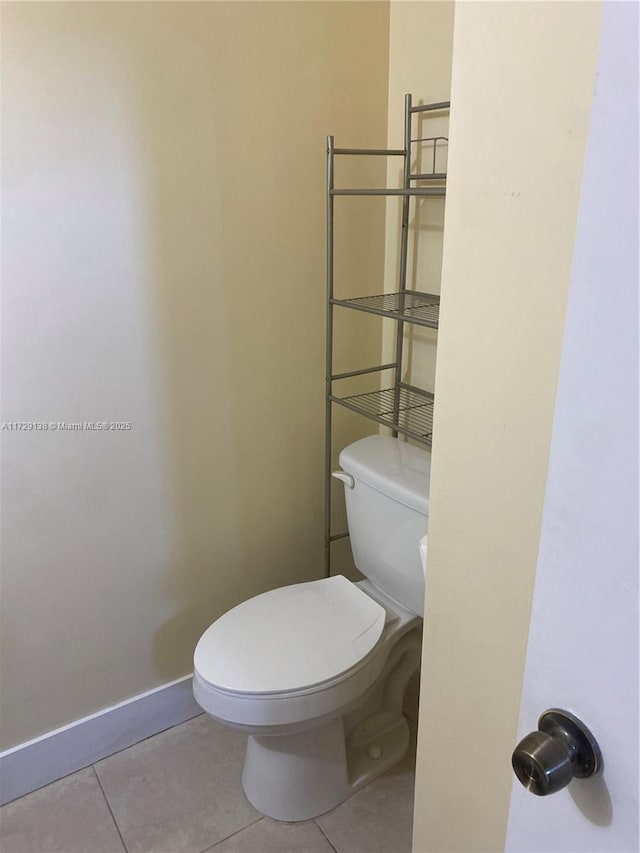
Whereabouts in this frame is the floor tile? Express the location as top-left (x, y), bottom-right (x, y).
top-left (208, 816), bottom-right (335, 853)
top-left (0, 766), bottom-right (125, 853)
top-left (315, 723), bottom-right (416, 853)
top-left (94, 714), bottom-right (259, 853)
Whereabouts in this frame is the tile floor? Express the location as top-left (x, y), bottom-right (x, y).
top-left (0, 678), bottom-right (420, 853)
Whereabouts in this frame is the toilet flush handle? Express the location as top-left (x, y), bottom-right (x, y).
top-left (331, 471), bottom-right (355, 489)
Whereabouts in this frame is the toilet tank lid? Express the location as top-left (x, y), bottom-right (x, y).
top-left (338, 436), bottom-right (431, 515)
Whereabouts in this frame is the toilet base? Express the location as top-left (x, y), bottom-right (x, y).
top-left (239, 625), bottom-right (422, 821)
top-left (241, 712), bottom-right (411, 822)
top-left (242, 717), bottom-right (349, 821)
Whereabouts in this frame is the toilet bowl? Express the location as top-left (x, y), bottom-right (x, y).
top-left (193, 435), bottom-right (430, 821)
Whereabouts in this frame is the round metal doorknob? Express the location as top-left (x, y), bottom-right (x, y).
top-left (512, 709), bottom-right (602, 796)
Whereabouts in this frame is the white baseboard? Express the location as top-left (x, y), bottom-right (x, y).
top-left (0, 674), bottom-right (202, 806)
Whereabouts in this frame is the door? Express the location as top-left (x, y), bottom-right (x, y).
top-left (505, 3), bottom-right (638, 849)
top-left (412, 2), bottom-right (638, 851)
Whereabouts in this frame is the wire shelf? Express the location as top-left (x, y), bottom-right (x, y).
top-left (409, 135), bottom-right (449, 181)
top-left (330, 386), bottom-right (434, 446)
top-left (331, 291), bottom-right (439, 329)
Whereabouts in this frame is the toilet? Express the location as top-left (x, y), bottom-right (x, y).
top-left (193, 435), bottom-right (430, 821)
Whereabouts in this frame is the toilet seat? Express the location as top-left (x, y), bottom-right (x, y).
top-left (193, 576), bottom-right (396, 729)
top-left (194, 575), bottom-right (386, 694)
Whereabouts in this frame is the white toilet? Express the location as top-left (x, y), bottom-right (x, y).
top-left (193, 434), bottom-right (430, 821)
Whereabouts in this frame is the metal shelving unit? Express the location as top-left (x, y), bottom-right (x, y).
top-left (324, 93), bottom-right (449, 577)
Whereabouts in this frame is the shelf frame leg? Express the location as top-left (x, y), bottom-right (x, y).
top-left (324, 135), bottom-right (335, 578)
top-left (393, 93), bottom-right (413, 434)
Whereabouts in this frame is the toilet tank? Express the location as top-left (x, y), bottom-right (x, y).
top-left (337, 435), bottom-right (431, 616)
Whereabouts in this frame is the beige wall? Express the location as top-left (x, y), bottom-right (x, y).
top-left (413, 3), bottom-right (602, 851)
top-left (0, 1), bottom-right (390, 749)
top-left (383, 1), bottom-right (454, 392)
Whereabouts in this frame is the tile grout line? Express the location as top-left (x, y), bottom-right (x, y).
top-left (314, 818), bottom-right (340, 853)
top-left (92, 765), bottom-right (130, 853)
top-left (198, 816), bottom-right (264, 852)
